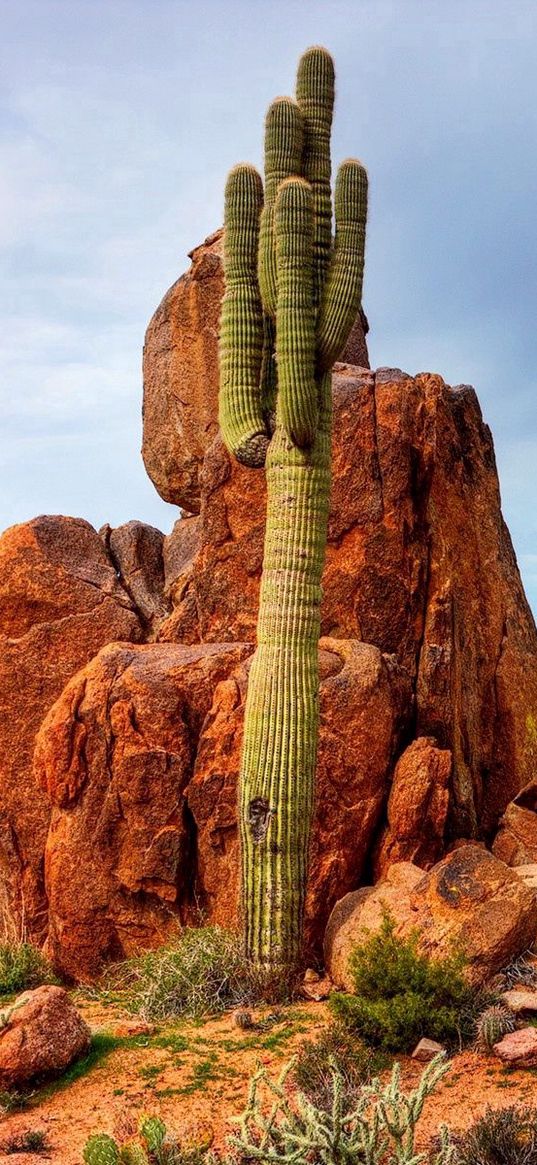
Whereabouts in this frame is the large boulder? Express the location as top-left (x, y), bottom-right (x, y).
top-left (373, 737), bottom-right (451, 878)
top-left (0, 985), bottom-right (91, 1089)
top-left (325, 846), bottom-right (537, 989)
top-left (158, 362), bottom-right (537, 841)
top-left (187, 639), bottom-right (410, 954)
top-left (36, 638), bottom-right (409, 979)
top-left (141, 230), bottom-right (369, 513)
top-left (36, 640), bottom-right (250, 981)
top-left (0, 516), bottom-right (146, 938)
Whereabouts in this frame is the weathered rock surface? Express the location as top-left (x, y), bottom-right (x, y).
top-left (36, 640), bottom-right (250, 981)
top-left (493, 1027), bottom-right (537, 1067)
top-left (502, 989), bottom-right (537, 1014)
top-left (325, 846), bottom-right (537, 989)
top-left (141, 230), bottom-right (369, 513)
top-left (0, 985), bottom-right (91, 1089)
top-left (0, 516), bottom-right (144, 938)
top-left (187, 639), bottom-right (410, 957)
top-left (493, 783), bottom-right (537, 867)
top-left (374, 737), bottom-right (451, 877)
top-left (101, 520), bottom-right (169, 636)
top-left (156, 355), bottom-right (537, 841)
top-left (36, 638), bottom-right (409, 978)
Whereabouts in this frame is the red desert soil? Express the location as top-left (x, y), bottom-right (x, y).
top-left (1, 998), bottom-right (536, 1163)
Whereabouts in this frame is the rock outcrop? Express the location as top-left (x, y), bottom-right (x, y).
top-left (36, 639), bottom-right (409, 980)
top-left (36, 641), bottom-right (250, 981)
top-left (373, 737), bottom-right (451, 878)
top-left (0, 985), bottom-right (91, 1089)
top-left (0, 517), bottom-right (145, 937)
top-left (324, 846), bottom-right (537, 989)
top-left (1, 230), bottom-right (536, 981)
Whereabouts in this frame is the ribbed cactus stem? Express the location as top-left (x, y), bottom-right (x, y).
top-left (275, 178), bottom-right (317, 447)
top-left (296, 46), bottom-right (335, 308)
top-left (258, 98), bottom-right (304, 318)
top-left (83, 1135), bottom-right (120, 1165)
top-left (317, 160), bottom-right (368, 372)
top-left (219, 164), bottom-right (268, 467)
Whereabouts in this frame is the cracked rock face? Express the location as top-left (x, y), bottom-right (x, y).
top-left (159, 363), bottom-right (537, 839)
top-left (35, 638), bottom-right (409, 980)
top-left (0, 516), bottom-right (145, 936)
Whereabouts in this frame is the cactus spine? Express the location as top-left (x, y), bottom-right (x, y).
top-left (219, 47), bottom-right (367, 970)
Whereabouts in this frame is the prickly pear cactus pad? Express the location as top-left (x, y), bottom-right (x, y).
top-left (219, 47), bottom-right (368, 970)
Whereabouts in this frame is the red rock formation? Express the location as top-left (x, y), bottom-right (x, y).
top-left (36, 641), bottom-right (250, 981)
top-left (324, 847), bottom-right (537, 989)
top-left (0, 516), bottom-right (144, 937)
top-left (374, 737), bottom-right (451, 877)
top-left (159, 359), bottom-right (537, 840)
top-left (36, 639), bottom-right (409, 979)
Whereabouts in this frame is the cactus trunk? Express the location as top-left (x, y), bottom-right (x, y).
top-left (239, 376), bottom-right (331, 967)
top-left (219, 47), bottom-right (367, 972)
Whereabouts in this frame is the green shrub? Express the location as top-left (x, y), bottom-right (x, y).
top-left (229, 1052), bottom-right (456, 1164)
top-left (329, 913), bottom-right (479, 1053)
top-left (109, 926), bottom-right (287, 1020)
top-left (455, 1104), bottom-right (537, 1164)
top-left (293, 1023), bottom-right (386, 1112)
top-left (0, 942), bottom-right (55, 997)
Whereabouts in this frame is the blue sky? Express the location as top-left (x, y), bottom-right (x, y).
top-left (1, 0), bottom-right (537, 608)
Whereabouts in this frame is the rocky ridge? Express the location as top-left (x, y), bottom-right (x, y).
top-left (1, 232), bottom-right (537, 979)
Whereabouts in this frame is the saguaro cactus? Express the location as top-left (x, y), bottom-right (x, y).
top-left (219, 47), bottom-right (368, 971)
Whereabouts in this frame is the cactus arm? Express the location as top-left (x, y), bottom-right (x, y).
top-left (316, 159), bottom-right (368, 373)
top-left (295, 46), bottom-right (335, 309)
top-left (219, 163), bottom-right (269, 468)
top-left (258, 98), bottom-right (304, 319)
top-left (274, 178), bottom-right (317, 447)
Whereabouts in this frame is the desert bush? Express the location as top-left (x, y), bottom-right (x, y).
top-left (109, 926), bottom-right (288, 1020)
top-left (292, 1023), bottom-right (385, 1112)
top-left (229, 1052), bottom-right (456, 1165)
top-left (455, 1104), bottom-right (537, 1165)
top-left (329, 913), bottom-right (480, 1053)
top-left (1, 1128), bottom-right (49, 1154)
top-left (0, 942), bottom-right (55, 997)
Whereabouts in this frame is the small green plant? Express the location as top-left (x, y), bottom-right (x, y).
top-left (1, 1128), bottom-right (49, 1154)
top-left (293, 1023), bottom-right (385, 1112)
top-left (109, 927), bottom-right (287, 1020)
top-left (475, 1004), bottom-right (517, 1051)
top-left (0, 942), bottom-right (55, 996)
top-left (229, 1052), bottom-right (455, 1164)
top-left (455, 1104), bottom-right (537, 1164)
top-left (329, 913), bottom-right (480, 1053)
top-left (83, 1115), bottom-right (181, 1165)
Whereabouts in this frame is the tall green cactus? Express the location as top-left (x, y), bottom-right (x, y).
top-left (219, 47), bottom-right (368, 971)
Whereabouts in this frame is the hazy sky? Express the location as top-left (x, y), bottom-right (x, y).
top-left (2, 1), bottom-right (537, 608)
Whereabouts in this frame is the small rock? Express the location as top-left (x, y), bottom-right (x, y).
top-left (300, 974), bottom-right (333, 1002)
top-left (411, 1038), bottom-right (446, 1062)
top-left (0, 986), bottom-right (91, 1090)
top-left (303, 968), bottom-right (321, 984)
top-left (502, 989), bottom-right (537, 1015)
top-left (493, 1026), bottom-right (537, 1067)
